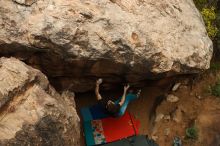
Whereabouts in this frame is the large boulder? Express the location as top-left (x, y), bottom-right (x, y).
top-left (0, 57), bottom-right (80, 146)
top-left (0, 0), bottom-right (213, 92)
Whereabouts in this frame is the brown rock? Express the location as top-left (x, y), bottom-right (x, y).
top-left (164, 128), bottom-right (170, 136)
top-left (172, 83), bottom-right (181, 92)
top-left (164, 115), bottom-right (171, 121)
top-left (166, 94), bottom-right (179, 103)
top-left (0, 57), bottom-right (80, 146)
top-left (0, 0), bottom-right (213, 92)
top-left (155, 113), bottom-right (164, 122)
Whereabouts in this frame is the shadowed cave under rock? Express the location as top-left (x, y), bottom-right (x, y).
top-left (74, 75), bottom-right (195, 146)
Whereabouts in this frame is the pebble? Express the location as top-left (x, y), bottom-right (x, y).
top-left (152, 135), bottom-right (158, 141)
top-left (164, 115), bottom-right (171, 121)
top-left (164, 128), bottom-right (170, 136)
top-left (155, 113), bottom-right (164, 122)
top-left (195, 93), bottom-right (202, 100)
top-left (172, 83), bottom-right (181, 91)
top-left (167, 94), bottom-right (179, 103)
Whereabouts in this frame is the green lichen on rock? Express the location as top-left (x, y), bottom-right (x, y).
top-left (201, 7), bottom-right (218, 38)
top-left (194, 0), bottom-right (219, 39)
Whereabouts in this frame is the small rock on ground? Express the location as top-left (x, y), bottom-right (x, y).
top-left (172, 83), bottom-right (181, 92)
top-left (167, 94), bottom-right (179, 103)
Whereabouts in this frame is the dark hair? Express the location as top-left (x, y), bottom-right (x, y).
top-left (106, 102), bottom-right (119, 114)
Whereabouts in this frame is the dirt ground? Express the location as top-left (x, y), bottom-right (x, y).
top-left (152, 71), bottom-right (220, 146)
top-left (75, 71), bottom-right (220, 146)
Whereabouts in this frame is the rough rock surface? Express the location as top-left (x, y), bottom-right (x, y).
top-left (0, 0), bottom-right (213, 92)
top-left (0, 57), bottom-right (80, 146)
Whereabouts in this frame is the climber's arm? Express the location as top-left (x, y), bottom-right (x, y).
top-left (95, 80), bottom-right (102, 101)
top-left (119, 84), bottom-right (130, 106)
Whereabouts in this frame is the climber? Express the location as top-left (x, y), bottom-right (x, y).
top-left (95, 78), bottom-right (141, 117)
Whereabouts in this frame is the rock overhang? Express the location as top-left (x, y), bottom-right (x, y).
top-left (0, 0), bottom-right (213, 92)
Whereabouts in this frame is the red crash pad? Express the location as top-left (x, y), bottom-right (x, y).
top-left (101, 112), bottom-right (140, 142)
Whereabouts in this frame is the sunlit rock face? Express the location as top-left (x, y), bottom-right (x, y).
top-left (0, 0), bottom-right (213, 92)
top-left (0, 57), bottom-right (80, 146)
